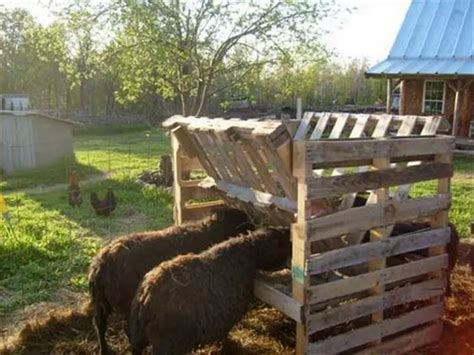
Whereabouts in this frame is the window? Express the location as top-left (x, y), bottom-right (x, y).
top-left (423, 80), bottom-right (445, 114)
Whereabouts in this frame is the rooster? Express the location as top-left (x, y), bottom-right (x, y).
top-left (90, 189), bottom-right (116, 217)
top-left (68, 171), bottom-right (83, 207)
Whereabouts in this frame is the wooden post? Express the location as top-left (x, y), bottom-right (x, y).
top-left (171, 132), bottom-right (184, 225)
top-left (452, 80), bottom-right (462, 137)
top-left (399, 79), bottom-right (405, 115)
top-left (368, 158), bottom-right (391, 342)
top-left (296, 97), bottom-right (303, 120)
top-left (293, 141), bottom-right (310, 354)
top-left (386, 78), bottom-right (393, 114)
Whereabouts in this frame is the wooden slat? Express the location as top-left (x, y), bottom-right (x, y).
top-left (307, 278), bottom-right (445, 333)
top-left (240, 139), bottom-right (281, 196)
top-left (294, 111), bottom-right (314, 140)
top-left (200, 179), bottom-right (297, 213)
top-left (309, 112), bottom-right (331, 140)
top-left (306, 162), bottom-right (452, 199)
top-left (254, 279), bottom-right (302, 322)
top-left (308, 194), bottom-right (450, 242)
top-left (356, 321), bottom-right (442, 355)
top-left (308, 303), bottom-right (443, 354)
top-left (304, 136), bottom-right (454, 167)
top-left (309, 254), bottom-right (448, 304)
top-left (257, 135), bottom-right (297, 200)
top-left (307, 227), bottom-right (450, 275)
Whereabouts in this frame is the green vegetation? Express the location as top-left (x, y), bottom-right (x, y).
top-left (0, 127), bottom-right (173, 315)
top-left (1, 2), bottom-right (384, 117)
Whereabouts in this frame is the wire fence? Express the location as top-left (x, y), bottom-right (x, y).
top-left (1, 131), bottom-right (173, 241)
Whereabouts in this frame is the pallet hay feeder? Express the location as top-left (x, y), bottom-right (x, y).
top-left (162, 113), bottom-right (454, 354)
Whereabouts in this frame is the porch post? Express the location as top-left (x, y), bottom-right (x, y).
top-left (399, 79), bottom-right (405, 115)
top-left (386, 78), bottom-right (393, 114)
top-left (452, 80), bottom-right (462, 137)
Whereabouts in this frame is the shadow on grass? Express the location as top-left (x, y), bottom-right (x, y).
top-left (0, 158), bottom-right (104, 193)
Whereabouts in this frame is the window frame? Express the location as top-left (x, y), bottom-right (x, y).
top-left (422, 80), bottom-right (446, 115)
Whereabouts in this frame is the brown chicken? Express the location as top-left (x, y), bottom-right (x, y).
top-left (68, 171), bottom-right (83, 207)
top-left (90, 189), bottom-right (116, 217)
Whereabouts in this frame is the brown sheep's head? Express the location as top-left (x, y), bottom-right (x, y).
top-left (213, 208), bottom-right (255, 234)
top-left (253, 227), bottom-right (291, 270)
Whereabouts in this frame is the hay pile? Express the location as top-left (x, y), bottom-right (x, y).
top-left (2, 266), bottom-right (472, 355)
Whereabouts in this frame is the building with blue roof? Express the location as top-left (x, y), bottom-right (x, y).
top-left (367, 0), bottom-right (473, 137)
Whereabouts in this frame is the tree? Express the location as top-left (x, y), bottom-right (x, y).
top-left (113, 0), bottom-right (337, 116)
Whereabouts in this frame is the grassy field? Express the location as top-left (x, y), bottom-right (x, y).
top-left (0, 125), bottom-right (472, 318)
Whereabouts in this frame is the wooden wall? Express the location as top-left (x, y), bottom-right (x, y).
top-left (401, 79), bottom-right (473, 136)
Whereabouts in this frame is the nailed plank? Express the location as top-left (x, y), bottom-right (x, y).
top-left (304, 136), bottom-right (454, 167)
top-left (307, 194), bottom-right (450, 242)
top-left (307, 278), bottom-right (445, 333)
top-left (307, 227), bottom-right (450, 275)
top-left (356, 321), bottom-right (442, 355)
top-left (308, 254), bottom-right (448, 304)
top-left (294, 111), bottom-right (314, 140)
top-left (309, 112), bottom-right (331, 140)
top-left (308, 303), bottom-right (443, 354)
top-left (200, 179), bottom-right (297, 213)
top-left (254, 279), bottom-right (302, 322)
top-left (306, 162), bottom-right (452, 199)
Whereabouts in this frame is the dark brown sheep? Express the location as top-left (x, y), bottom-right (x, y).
top-left (88, 208), bottom-right (252, 355)
top-left (129, 226), bottom-right (291, 355)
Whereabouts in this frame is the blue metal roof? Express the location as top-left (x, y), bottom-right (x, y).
top-left (367, 0), bottom-right (474, 77)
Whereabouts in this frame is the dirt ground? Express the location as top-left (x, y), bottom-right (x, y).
top-left (0, 265), bottom-right (472, 355)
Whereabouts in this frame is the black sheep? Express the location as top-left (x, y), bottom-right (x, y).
top-left (88, 208), bottom-right (252, 355)
top-left (129, 226), bottom-right (291, 355)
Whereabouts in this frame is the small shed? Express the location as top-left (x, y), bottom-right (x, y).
top-left (0, 94), bottom-right (29, 111)
top-left (0, 111), bottom-right (75, 174)
top-left (366, 0), bottom-right (474, 137)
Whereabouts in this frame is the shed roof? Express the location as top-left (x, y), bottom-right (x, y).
top-left (367, 0), bottom-right (474, 77)
top-left (0, 110), bottom-right (77, 125)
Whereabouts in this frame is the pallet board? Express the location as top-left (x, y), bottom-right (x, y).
top-left (164, 113), bottom-right (453, 354)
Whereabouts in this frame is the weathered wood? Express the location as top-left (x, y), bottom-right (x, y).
top-left (304, 136), bottom-right (454, 167)
top-left (294, 111), bottom-right (314, 140)
top-left (356, 321), bottom-right (442, 355)
top-left (254, 278), bottom-right (302, 322)
top-left (308, 254), bottom-right (448, 304)
top-left (308, 303), bottom-right (443, 354)
top-left (306, 162), bottom-right (452, 199)
top-left (200, 178), bottom-right (297, 213)
top-left (307, 227), bottom-right (450, 275)
top-left (307, 194), bottom-right (450, 242)
top-left (307, 278), bottom-right (445, 333)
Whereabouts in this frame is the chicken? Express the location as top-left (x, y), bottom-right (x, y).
top-left (68, 171), bottom-right (83, 207)
top-left (91, 189), bottom-right (116, 217)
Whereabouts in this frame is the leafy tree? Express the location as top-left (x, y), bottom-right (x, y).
top-left (113, 0), bottom-right (338, 115)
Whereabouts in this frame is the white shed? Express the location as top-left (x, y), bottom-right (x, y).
top-left (0, 111), bottom-right (75, 174)
top-left (0, 94), bottom-right (29, 111)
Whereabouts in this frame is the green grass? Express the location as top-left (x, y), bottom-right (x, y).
top-left (0, 126), bottom-right (472, 317)
top-left (0, 177), bottom-right (173, 314)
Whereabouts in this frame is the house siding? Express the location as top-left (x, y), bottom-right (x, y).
top-left (401, 79), bottom-right (472, 136)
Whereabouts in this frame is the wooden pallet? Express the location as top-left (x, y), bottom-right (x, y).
top-left (163, 113), bottom-right (453, 354)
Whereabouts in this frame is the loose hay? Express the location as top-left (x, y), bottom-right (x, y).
top-left (2, 266), bottom-right (473, 355)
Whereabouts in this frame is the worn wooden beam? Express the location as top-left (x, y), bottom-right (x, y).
top-left (302, 136), bottom-right (454, 168)
top-left (308, 303), bottom-right (443, 354)
top-left (308, 254), bottom-right (448, 304)
top-left (306, 162), bottom-right (452, 199)
top-left (307, 227), bottom-right (450, 275)
top-left (307, 194), bottom-right (450, 242)
top-left (307, 278), bottom-right (445, 333)
top-left (254, 278), bottom-right (302, 322)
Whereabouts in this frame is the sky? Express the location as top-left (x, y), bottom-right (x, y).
top-left (0, 0), bottom-right (412, 65)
